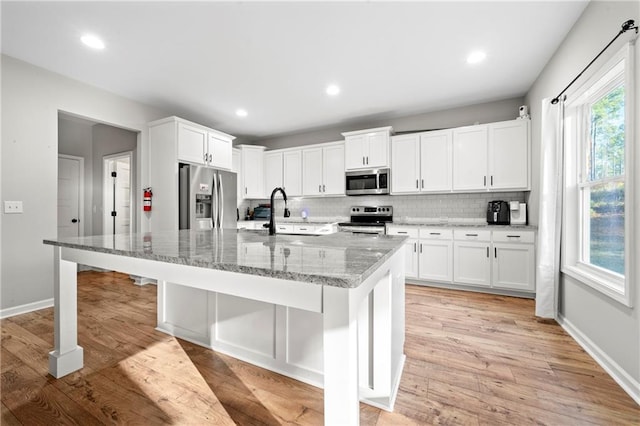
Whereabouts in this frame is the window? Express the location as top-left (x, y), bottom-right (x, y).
top-left (563, 44), bottom-right (633, 306)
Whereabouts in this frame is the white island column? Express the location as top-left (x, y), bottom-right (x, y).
top-left (48, 247), bottom-right (84, 378)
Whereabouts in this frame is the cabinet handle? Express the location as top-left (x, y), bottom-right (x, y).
top-left (419, 243), bottom-right (423, 253)
top-left (507, 235), bottom-right (521, 238)
top-left (397, 231), bottom-right (408, 234)
top-left (204, 153), bottom-right (208, 162)
top-left (366, 156), bottom-right (369, 165)
top-left (323, 184), bottom-right (326, 192)
top-left (318, 184), bottom-right (322, 192)
top-left (466, 233), bottom-right (478, 237)
top-left (363, 156), bottom-right (365, 165)
top-left (430, 232), bottom-right (441, 235)
top-left (487, 247), bottom-right (489, 257)
top-left (421, 179), bottom-right (424, 188)
top-left (483, 176), bottom-right (487, 186)
top-left (416, 179), bottom-right (419, 189)
top-left (245, 187), bottom-right (247, 194)
top-left (495, 247), bottom-right (497, 258)
top-left (414, 242), bottom-right (417, 252)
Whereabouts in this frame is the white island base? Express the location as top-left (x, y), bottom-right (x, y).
top-left (45, 230), bottom-right (406, 426)
top-left (156, 250), bottom-right (406, 414)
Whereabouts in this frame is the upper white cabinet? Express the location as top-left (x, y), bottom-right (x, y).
top-left (175, 119), bottom-right (233, 170)
top-left (263, 149), bottom-right (303, 197)
top-left (239, 145), bottom-right (266, 199)
top-left (391, 130), bottom-right (452, 194)
top-left (488, 120), bottom-right (530, 190)
top-left (342, 127), bottom-right (393, 170)
top-left (452, 119), bottom-right (530, 192)
top-left (302, 142), bottom-right (345, 196)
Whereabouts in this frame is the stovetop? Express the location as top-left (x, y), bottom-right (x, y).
top-left (338, 206), bottom-right (393, 227)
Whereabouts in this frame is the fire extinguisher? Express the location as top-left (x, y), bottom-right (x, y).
top-left (143, 187), bottom-right (152, 212)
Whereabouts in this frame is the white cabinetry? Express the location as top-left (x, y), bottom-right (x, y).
top-left (491, 230), bottom-right (535, 292)
top-left (149, 116), bottom-right (236, 232)
top-left (453, 230), bottom-right (492, 287)
top-left (176, 121), bottom-right (233, 170)
top-left (232, 148), bottom-right (242, 203)
top-left (419, 228), bottom-right (453, 283)
top-left (387, 226), bottom-right (419, 279)
top-left (343, 127), bottom-right (392, 170)
top-left (239, 145), bottom-right (266, 199)
top-left (283, 150), bottom-right (302, 196)
top-left (302, 142), bottom-right (345, 196)
top-left (391, 130), bottom-right (452, 194)
top-left (452, 119), bottom-right (530, 192)
top-left (264, 151), bottom-right (283, 195)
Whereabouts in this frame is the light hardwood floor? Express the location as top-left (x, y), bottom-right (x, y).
top-left (1, 271), bottom-right (638, 425)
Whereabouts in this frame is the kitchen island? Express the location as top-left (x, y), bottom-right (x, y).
top-left (43, 229), bottom-right (406, 425)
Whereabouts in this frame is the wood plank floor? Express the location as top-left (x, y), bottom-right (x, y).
top-left (1, 271), bottom-right (638, 425)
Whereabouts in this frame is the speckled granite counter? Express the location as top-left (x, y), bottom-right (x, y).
top-left (44, 229), bottom-right (406, 288)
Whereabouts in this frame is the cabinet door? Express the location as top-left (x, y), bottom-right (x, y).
top-left (344, 134), bottom-right (367, 170)
top-left (322, 144), bottom-right (345, 195)
top-left (208, 133), bottom-right (232, 170)
top-left (232, 149), bottom-right (242, 201)
top-left (302, 148), bottom-right (323, 196)
top-left (242, 148), bottom-right (265, 198)
top-left (366, 132), bottom-right (389, 168)
top-left (452, 125), bottom-right (488, 191)
top-left (178, 123), bottom-right (207, 165)
top-left (391, 134), bottom-right (420, 193)
top-left (401, 239), bottom-right (419, 279)
top-left (283, 150), bottom-right (302, 196)
top-left (488, 120), bottom-right (529, 190)
top-left (420, 130), bottom-right (452, 192)
top-left (492, 243), bottom-right (535, 291)
top-left (264, 151), bottom-right (283, 195)
top-left (453, 241), bottom-right (491, 286)
top-left (419, 240), bottom-right (453, 282)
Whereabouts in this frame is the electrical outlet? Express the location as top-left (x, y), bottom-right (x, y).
top-left (4, 201), bottom-right (23, 214)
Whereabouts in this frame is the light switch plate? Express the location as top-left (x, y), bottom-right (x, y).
top-left (4, 201), bottom-right (23, 214)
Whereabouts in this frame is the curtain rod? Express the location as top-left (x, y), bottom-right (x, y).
top-left (551, 19), bottom-right (638, 105)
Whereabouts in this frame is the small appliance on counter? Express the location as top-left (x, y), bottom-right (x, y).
top-left (509, 201), bottom-right (527, 225)
top-left (253, 204), bottom-right (271, 221)
top-left (487, 200), bottom-right (510, 225)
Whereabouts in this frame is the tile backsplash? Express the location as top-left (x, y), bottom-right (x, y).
top-left (240, 192), bottom-right (527, 222)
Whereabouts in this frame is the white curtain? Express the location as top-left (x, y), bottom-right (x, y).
top-left (535, 98), bottom-right (564, 318)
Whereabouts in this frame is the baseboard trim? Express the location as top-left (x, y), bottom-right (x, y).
top-left (558, 313), bottom-right (640, 405)
top-left (1, 298), bottom-right (54, 319)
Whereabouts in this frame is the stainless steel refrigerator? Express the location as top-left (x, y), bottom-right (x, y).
top-left (178, 163), bottom-right (237, 230)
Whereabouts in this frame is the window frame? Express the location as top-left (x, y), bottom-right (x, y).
top-left (562, 43), bottom-right (635, 307)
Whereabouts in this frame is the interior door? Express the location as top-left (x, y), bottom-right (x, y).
top-left (104, 152), bottom-right (132, 235)
top-left (58, 155), bottom-right (82, 238)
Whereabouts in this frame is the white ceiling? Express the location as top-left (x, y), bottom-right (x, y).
top-left (1, 1), bottom-right (588, 140)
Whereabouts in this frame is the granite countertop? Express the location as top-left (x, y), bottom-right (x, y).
top-left (389, 220), bottom-right (537, 230)
top-left (44, 229), bottom-right (406, 289)
top-left (239, 217), bottom-right (347, 225)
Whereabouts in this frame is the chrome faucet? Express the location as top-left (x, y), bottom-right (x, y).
top-left (267, 187), bottom-right (290, 235)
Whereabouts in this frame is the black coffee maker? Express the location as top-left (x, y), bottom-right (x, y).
top-left (487, 201), bottom-right (510, 225)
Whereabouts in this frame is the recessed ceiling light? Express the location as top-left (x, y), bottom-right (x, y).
top-left (236, 109), bottom-right (248, 117)
top-left (81, 34), bottom-right (105, 50)
top-left (326, 84), bottom-right (340, 96)
top-left (466, 51), bottom-right (486, 64)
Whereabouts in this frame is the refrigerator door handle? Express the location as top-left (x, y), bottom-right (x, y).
top-left (218, 172), bottom-right (224, 228)
top-left (212, 174), bottom-right (218, 229)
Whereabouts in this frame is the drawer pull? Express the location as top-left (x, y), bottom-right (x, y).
top-left (506, 235), bottom-right (521, 238)
top-left (429, 232), bottom-right (441, 235)
top-left (466, 233), bottom-right (478, 237)
top-left (397, 231), bottom-right (408, 234)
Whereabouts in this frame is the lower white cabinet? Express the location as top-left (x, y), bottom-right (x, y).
top-left (419, 228), bottom-right (453, 283)
top-left (388, 225), bottom-right (535, 294)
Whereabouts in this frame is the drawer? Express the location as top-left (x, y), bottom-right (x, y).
top-left (293, 224), bottom-right (316, 235)
top-left (315, 223), bottom-right (337, 234)
top-left (419, 228), bottom-right (453, 240)
top-left (492, 230), bottom-right (535, 244)
top-left (453, 229), bottom-right (491, 241)
top-left (275, 224), bottom-right (294, 233)
top-left (387, 226), bottom-right (418, 238)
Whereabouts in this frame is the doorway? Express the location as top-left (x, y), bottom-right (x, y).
top-left (103, 152), bottom-right (133, 235)
top-left (58, 155), bottom-right (84, 238)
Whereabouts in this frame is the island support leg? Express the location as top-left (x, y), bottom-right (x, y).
top-left (49, 247), bottom-right (84, 378)
top-left (323, 286), bottom-right (358, 425)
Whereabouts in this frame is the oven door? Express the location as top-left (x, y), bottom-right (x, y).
top-left (345, 169), bottom-right (390, 196)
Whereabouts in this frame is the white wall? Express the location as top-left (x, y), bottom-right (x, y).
top-left (1, 55), bottom-right (168, 311)
top-left (524, 1), bottom-right (639, 398)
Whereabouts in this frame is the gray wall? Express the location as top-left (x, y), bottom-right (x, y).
top-left (1, 55), bottom-right (168, 312)
top-left (91, 124), bottom-right (138, 235)
top-left (254, 97), bottom-right (524, 149)
top-left (525, 1), bottom-right (639, 393)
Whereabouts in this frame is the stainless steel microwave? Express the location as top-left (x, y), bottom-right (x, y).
top-left (345, 168), bottom-right (390, 196)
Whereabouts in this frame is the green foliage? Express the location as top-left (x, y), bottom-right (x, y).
top-left (588, 86), bottom-right (625, 180)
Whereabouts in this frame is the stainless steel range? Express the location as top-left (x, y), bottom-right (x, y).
top-left (338, 206), bottom-right (393, 235)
